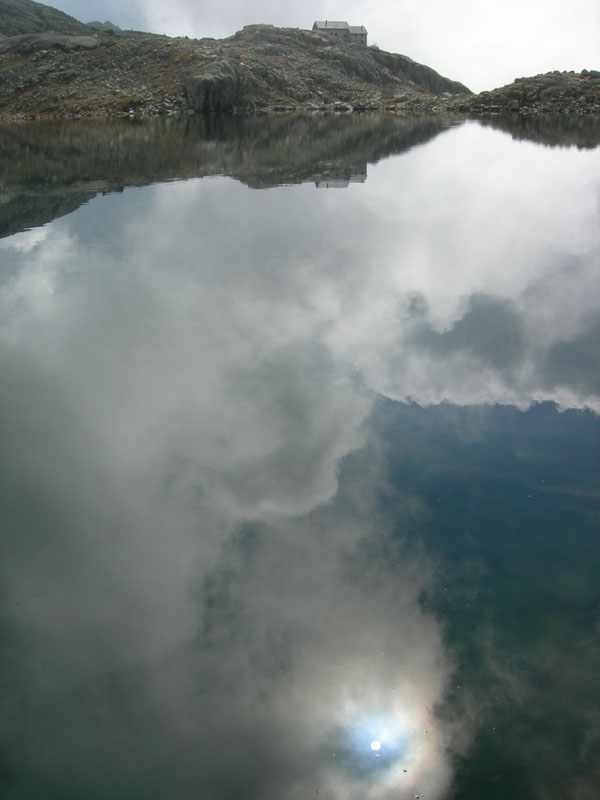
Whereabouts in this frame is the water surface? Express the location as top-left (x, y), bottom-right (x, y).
top-left (1, 114), bottom-right (600, 800)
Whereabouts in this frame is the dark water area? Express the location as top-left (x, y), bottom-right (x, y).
top-left (1, 114), bottom-right (600, 800)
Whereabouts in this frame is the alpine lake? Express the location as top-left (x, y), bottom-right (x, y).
top-left (1, 112), bottom-right (600, 800)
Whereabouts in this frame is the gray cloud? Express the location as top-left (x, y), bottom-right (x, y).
top-left (541, 318), bottom-right (600, 397)
top-left (409, 293), bottom-right (525, 374)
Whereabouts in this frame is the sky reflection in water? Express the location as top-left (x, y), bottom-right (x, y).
top-left (1, 117), bottom-right (600, 800)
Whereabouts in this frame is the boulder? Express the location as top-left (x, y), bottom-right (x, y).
top-left (185, 60), bottom-right (240, 111)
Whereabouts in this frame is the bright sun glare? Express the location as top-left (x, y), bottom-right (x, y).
top-left (370, 740), bottom-right (382, 751)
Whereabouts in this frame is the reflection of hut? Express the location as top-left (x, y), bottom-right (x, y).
top-left (314, 171), bottom-right (368, 188)
top-left (315, 178), bottom-right (351, 188)
top-left (312, 21), bottom-right (368, 46)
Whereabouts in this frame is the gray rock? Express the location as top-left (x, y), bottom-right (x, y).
top-left (185, 60), bottom-right (240, 111)
top-left (0, 32), bottom-right (99, 53)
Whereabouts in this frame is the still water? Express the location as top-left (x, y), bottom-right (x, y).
top-left (1, 114), bottom-right (600, 800)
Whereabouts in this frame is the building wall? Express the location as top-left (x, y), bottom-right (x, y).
top-left (328, 28), bottom-right (350, 40)
top-left (312, 22), bottom-right (367, 45)
top-left (312, 22), bottom-right (357, 43)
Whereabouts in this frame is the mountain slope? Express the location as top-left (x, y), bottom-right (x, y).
top-left (0, 0), bottom-right (89, 35)
top-left (0, 20), bottom-right (471, 118)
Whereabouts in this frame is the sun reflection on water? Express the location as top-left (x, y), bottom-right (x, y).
top-left (318, 694), bottom-right (447, 799)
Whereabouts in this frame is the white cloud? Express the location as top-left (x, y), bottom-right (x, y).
top-left (0, 225), bottom-right (49, 253)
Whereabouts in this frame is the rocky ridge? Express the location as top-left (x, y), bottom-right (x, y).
top-left (0, 0), bottom-right (598, 119)
top-left (0, 0), bottom-right (90, 36)
top-left (392, 70), bottom-right (600, 116)
top-left (0, 4), bottom-right (472, 119)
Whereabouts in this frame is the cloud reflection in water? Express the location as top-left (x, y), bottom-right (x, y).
top-left (0, 120), bottom-right (599, 799)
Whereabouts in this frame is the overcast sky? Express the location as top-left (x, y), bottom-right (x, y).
top-left (47, 0), bottom-right (599, 92)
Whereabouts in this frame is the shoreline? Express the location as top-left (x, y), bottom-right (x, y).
top-left (2, 104), bottom-right (600, 125)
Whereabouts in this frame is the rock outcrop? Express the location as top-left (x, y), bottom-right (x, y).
top-left (185, 60), bottom-right (240, 112)
top-left (389, 71), bottom-right (600, 116)
top-left (463, 70), bottom-right (600, 115)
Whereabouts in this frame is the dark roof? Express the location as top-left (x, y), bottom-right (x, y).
top-left (313, 21), bottom-right (349, 30)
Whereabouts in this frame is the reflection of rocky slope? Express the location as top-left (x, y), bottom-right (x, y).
top-left (3, 109), bottom-right (597, 241)
top-left (0, 113), bottom-right (455, 238)
top-left (475, 113), bottom-right (600, 149)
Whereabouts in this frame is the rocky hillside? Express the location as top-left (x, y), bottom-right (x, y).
top-left (387, 70), bottom-right (600, 116)
top-left (462, 70), bottom-right (600, 115)
top-left (0, 0), bottom-right (90, 36)
top-left (0, 1), bottom-right (598, 118)
top-left (0, 5), bottom-right (471, 118)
